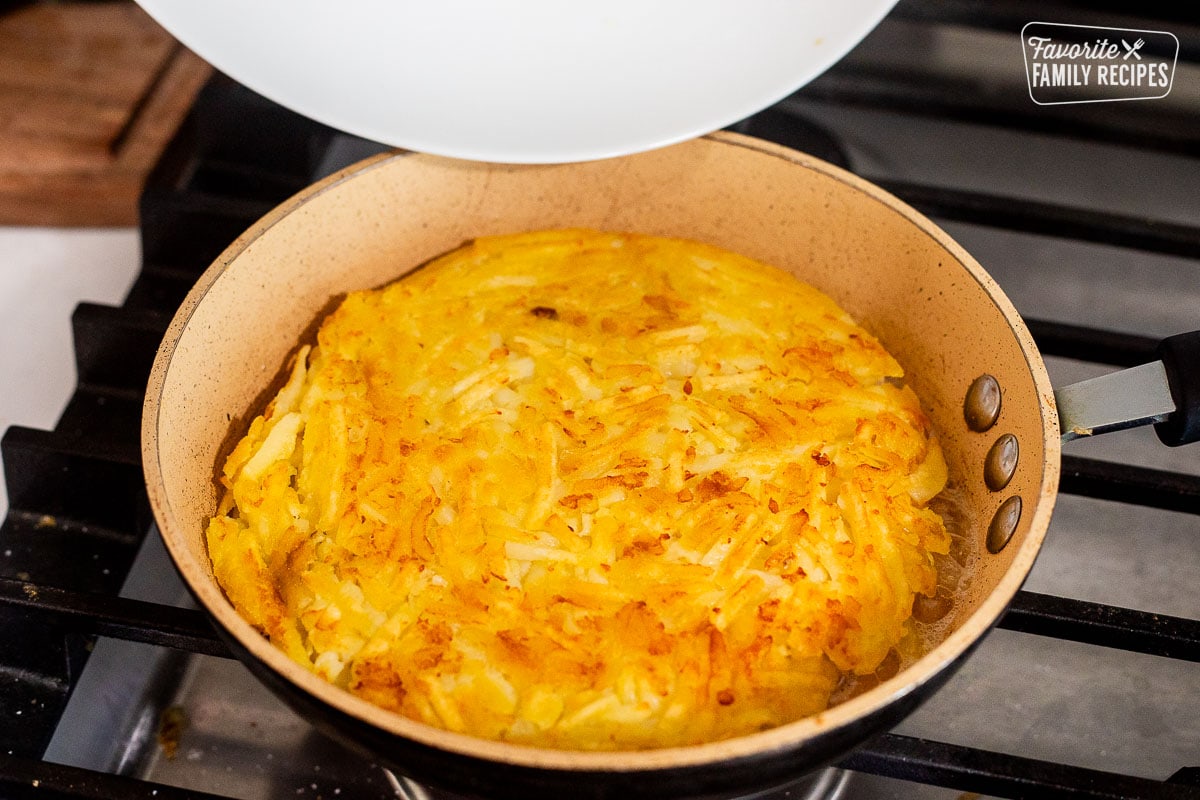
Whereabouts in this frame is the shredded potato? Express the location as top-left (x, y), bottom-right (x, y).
top-left (207, 229), bottom-right (951, 750)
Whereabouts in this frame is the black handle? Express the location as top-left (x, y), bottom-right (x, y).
top-left (1154, 331), bottom-right (1200, 446)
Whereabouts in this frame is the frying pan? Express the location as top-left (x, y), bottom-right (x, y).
top-left (142, 133), bottom-right (1199, 799)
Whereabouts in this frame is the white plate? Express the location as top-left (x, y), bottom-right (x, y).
top-left (135, 0), bottom-right (897, 164)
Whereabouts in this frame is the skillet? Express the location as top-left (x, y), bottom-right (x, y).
top-left (143, 133), bottom-right (1198, 799)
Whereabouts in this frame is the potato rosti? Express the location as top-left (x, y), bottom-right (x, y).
top-left (206, 229), bottom-right (951, 750)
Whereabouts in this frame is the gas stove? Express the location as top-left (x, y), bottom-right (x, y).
top-left (1, 2), bottom-right (1198, 798)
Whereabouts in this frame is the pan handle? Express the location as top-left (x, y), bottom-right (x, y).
top-left (1055, 330), bottom-right (1200, 446)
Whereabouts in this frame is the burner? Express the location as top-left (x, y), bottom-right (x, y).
top-left (384, 768), bottom-right (850, 800)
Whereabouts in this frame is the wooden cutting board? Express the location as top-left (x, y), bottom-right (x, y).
top-left (0, 1), bottom-right (212, 226)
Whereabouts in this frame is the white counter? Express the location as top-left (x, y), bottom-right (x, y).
top-left (0, 227), bottom-right (141, 518)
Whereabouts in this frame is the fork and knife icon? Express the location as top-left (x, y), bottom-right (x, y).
top-left (1121, 38), bottom-right (1145, 60)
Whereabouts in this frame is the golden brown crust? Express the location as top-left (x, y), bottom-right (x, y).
top-left (206, 229), bottom-right (950, 750)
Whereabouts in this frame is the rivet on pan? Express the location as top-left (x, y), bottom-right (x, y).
top-left (984, 433), bottom-right (1020, 492)
top-left (964, 374), bottom-right (1002, 432)
top-left (987, 495), bottom-right (1023, 554)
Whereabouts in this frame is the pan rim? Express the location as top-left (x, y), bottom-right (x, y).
top-left (142, 131), bottom-right (1061, 773)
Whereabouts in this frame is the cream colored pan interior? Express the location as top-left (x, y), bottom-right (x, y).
top-left (143, 132), bottom-right (1060, 771)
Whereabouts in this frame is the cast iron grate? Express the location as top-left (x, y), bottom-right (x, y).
top-left (1, 1), bottom-right (1198, 797)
